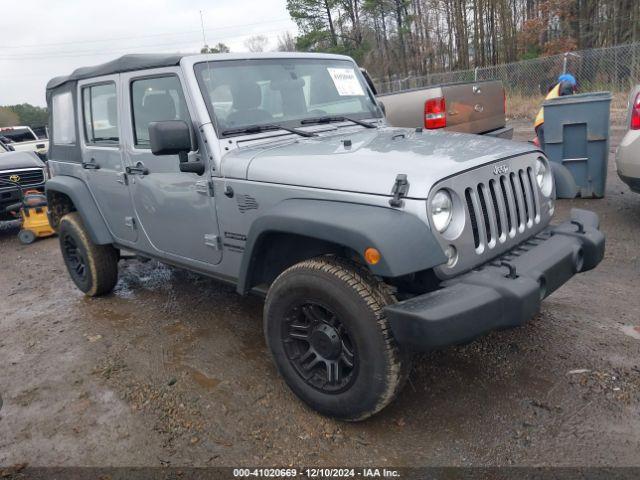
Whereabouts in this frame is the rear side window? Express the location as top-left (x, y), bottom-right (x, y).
top-left (82, 83), bottom-right (119, 145)
top-left (131, 75), bottom-right (190, 148)
top-left (52, 92), bottom-right (76, 145)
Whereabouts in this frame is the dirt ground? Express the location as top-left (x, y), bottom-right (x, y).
top-left (1, 121), bottom-right (639, 468)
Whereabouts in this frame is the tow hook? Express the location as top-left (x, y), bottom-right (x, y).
top-left (501, 261), bottom-right (518, 279)
top-left (571, 220), bottom-right (585, 234)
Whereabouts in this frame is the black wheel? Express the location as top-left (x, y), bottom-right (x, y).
top-left (59, 212), bottom-right (119, 296)
top-left (18, 229), bottom-right (36, 244)
top-left (264, 256), bottom-right (411, 421)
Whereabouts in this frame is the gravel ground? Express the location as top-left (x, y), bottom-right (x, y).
top-left (1, 122), bottom-right (639, 468)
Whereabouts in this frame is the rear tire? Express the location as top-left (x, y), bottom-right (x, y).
top-left (59, 212), bottom-right (118, 296)
top-left (264, 256), bottom-right (411, 421)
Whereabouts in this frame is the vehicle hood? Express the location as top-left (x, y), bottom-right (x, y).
top-left (225, 127), bottom-right (537, 198)
top-left (0, 150), bottom-right (45, 170)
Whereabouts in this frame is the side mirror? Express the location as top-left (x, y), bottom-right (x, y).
top-left (148, 120), bottom-right (204, 175)
top-left (378, 100), bottom-right (386, 115)
top-left (7, 144), bottom-right (15, 151)
top-left (149, 120), bottom-right (192, 156)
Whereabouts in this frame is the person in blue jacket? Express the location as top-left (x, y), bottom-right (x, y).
top-left (534, 73), bottom-right (578, 147)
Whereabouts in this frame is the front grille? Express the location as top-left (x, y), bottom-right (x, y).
top-left (0, 169), bottom-right (45, 189)
top-left (464, 167), bottom-right (541, 254)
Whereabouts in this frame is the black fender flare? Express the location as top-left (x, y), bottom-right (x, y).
top-left (550, 161), bottom-right (578, 199)
top-left (46, 176), bottom-right (113, 245)
top-left (237, 198), bottom-right (447, 294)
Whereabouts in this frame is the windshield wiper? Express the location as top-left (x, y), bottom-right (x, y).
top-left (300, 115), bottom-right (377, 128)
top-left (221, 123), bottom-right (317, 138)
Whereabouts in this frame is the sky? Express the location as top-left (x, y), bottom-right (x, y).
top-left (0, 0), bottom-right (298, 106)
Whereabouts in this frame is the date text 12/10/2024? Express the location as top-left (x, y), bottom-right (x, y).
top-left (233, 468), bottom-right (401, 478)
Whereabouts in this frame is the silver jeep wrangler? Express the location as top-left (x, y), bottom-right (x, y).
top-left (45, 53), bottom-right (605, 420)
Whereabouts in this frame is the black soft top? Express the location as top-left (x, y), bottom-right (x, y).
top-left (46, 54), bottom-right (185, 90)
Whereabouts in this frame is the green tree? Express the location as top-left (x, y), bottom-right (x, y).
top-left (4, 104), bottom-right (48, 127)
top-left (287, 0), bottom-right (339, 48)
top-left (201, 43), bottom-right (231, 53)
top-left (0, 107), bottom-right (19, 128)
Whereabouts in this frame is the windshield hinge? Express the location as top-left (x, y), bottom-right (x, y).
top-left (389, 174), bottom-right (409, 208)
top-left (195, 179), bottom-right (215, 197)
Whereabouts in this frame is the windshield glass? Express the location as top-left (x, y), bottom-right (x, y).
top-left (0, 127), bottom-right (36, 143)
top-left (194, 58), bottom-right (382, 136)
top-left (0, 127), bottom-right (37, 143)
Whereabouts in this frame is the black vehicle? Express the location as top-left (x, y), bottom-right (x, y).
top-left (0, 148), bottom-right (47, 221)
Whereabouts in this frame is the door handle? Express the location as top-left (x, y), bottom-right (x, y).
top-left (125, 162), bottom-right (149, 176)
top-left (82, 159), bottom-right (100, 170)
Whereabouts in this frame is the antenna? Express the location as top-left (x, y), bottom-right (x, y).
top-left (200, 10), bottom-right (208, 51)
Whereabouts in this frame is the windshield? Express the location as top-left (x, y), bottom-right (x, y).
top-left (194, 58), bottom-right (382, 136)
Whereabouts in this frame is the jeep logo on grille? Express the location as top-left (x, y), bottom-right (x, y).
top-left (493, 164), bottom-right (509, 175)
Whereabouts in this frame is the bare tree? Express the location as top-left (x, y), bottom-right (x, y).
top-left (244, 35), bottom-right (270, 52)
top-left (277, 31), bottom-right (298, 51)
top-left (286, 0), bottom-right (640, 81)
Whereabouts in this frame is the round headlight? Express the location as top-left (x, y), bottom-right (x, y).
top-left (535, 157), bottom-right (553, 197)
top-left (431, 189), bottom-right (453, 233)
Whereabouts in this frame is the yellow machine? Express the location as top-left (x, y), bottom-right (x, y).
top-left (2, 179), bottom-right (55, 244)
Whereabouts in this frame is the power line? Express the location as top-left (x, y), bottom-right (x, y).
top-left (0, 27), bottom-right (293, 61)
top-left (0, 17), bottom-right (292, 50)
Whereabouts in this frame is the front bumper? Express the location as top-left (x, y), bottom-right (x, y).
top-left (619, 174), bottom-right (640, 194)
top-left (385, 208), bottom-right (605, 351)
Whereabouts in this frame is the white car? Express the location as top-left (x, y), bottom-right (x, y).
top-left (616, 85), bottom-right (640, 193)
top-left (0, 125), bottom-right (49, 160)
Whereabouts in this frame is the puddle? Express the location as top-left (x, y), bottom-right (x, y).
top-left (620, 325), bottom-right (640, 340)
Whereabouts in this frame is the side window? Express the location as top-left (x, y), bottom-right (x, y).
top-left (82, 83), bottom-right (119, 145)
top-left (131, 75), bottom-right (189, 148)
top-left (52, 92), bottom-right (76, 145)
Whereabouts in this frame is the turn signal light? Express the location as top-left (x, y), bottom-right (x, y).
top-left (425, 97), bottom-right (447, 129)
top-left (364, 247), bottom-right (381, 265)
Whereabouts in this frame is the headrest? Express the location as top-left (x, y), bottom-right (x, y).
top-left (231, 82), bottom-right (262, 110)
top-left (142, 93), bottom-right (176, 121)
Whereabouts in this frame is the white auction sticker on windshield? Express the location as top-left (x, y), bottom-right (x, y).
top-left (327, 67), bottom-right (365, 96)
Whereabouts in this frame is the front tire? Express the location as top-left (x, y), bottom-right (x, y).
top-left (264, 256), bottom-right (410, 421)
top-left (59, 212), bottom-right (119, 296)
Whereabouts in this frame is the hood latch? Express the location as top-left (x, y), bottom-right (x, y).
top-left (389, 174), bottom-right (409, 207)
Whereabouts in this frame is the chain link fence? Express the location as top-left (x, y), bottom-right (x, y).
top-left (375, 42), bottom-right (640, 96)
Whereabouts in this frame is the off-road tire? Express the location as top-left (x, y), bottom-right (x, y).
top-left (264, 256), bottom-right (411, 421)
top-left (59, 212), bottom-right (118, 296)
